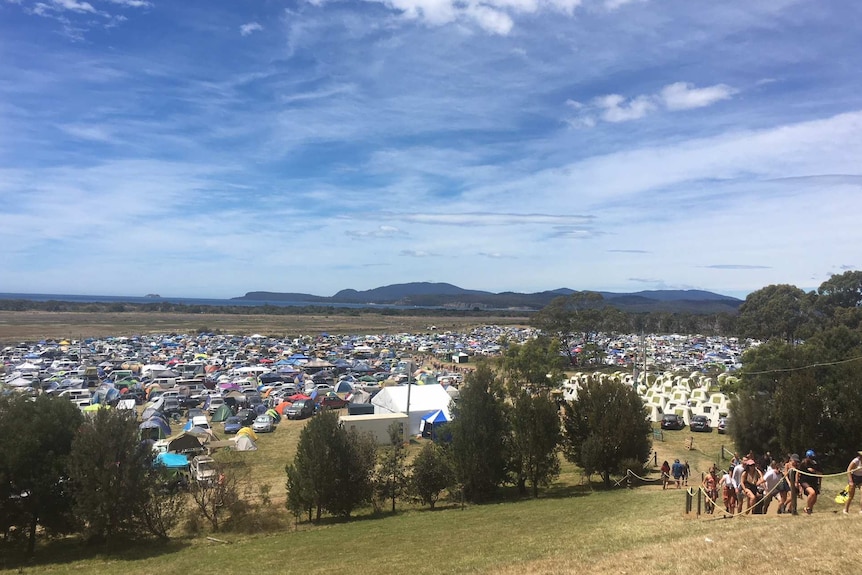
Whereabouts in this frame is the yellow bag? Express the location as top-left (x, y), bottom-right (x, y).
top-left (835, 484), bottom-right (851, 505)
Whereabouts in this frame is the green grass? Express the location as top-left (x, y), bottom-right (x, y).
top-left (4, 417), bottom-right (855, 574)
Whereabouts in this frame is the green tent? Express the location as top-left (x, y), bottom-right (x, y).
top-left (211, 404), bottom-right (233, 422)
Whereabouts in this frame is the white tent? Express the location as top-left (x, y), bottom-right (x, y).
top-left (234, 434), bottom-right (257, 451)
top-left (371, 384), bottom-right (453, 435)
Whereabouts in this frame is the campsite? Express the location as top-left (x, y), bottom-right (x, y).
top-left (1, 318), bottom-right (858, 574)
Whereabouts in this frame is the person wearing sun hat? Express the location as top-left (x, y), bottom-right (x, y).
top-left (844, 450), bottom-right (862, 515)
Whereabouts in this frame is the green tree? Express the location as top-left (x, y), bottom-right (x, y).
top-left (736, 284), bottom-right (814, 343)
top-left (67, 409), bottom-right (154, 543)
top-left (817, 270), bottom-right (862, 311)
top-left (731, 326), bottom-right (862, 458)
top-left (285, 411), bottom-right (376, 521)
top-left (328, 427), bottom-right (377, 518)
top-left (375, 422), bottom-right (408, 513)
top-left (561, 379), bottom-right (652, 487)
top-left (508, 391), bottom-right (561, 497)
top-left (532, 292), bottom-right (604, 367)
top-left (0, 394), bottom-right (82, 555)
top-left (447, 363), bottom-right (508, 503)
top-left (501, 336), bottom-right (566, 394)
top-left (409, 442), bottom-right (454, 510)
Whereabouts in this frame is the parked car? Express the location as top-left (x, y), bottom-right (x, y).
top-left (286, 399), bottom-right (315, 420)
top-left (223, 416), bottom-right (243, 435)
top-left (317, 393), bottom-right (349, 410)
top-left (252, 414), bottom-right (275, 433)
top-left (689, 414), bottom-right (711, 432)
top-left (190, 415), bottom-right (211, 431)
top-left (661, 413), bottom-right (685, 430)
top-left (189, 455), bottom-right (217, 484)
top-left (161, 397), bottom-right (182, 418)
top-left (236, 409), bottom-right (257, 426)
top-left (206, 395), bottom-right (225, 414)
top-left (717, 416), bottom-right (729, 434)
top-left (186, 408), bottom-right (206, 421)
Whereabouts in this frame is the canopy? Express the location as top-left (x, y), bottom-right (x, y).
top-left (421, 409), bottom-right (451, 424)
top-left (166, 432), bottom-right (203, 454)
top-left (371, 384), bottom-right (453, 435)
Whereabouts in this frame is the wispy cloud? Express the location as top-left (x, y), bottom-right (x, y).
top-left (239, 22), bottom-right (262, 36)
top-left (608, 249), bottom-right (650, 254)
top-left (315, 0), bottom-right (624, 36)
top-left (345, 225), bottom-right (406, 238)
top-left (567, 82), bottom-right (737, 126)
top-left (399, 249), bottom-right (440, 257)
top-left (704, 264), bottom-right (772, 270)
top-left (660, 82), bottom-right (737, 111)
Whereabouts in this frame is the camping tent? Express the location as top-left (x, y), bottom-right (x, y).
top-left (420, 409), bottom-right (451, 440)
top-left (166, 432), bottom-right (203, 455)
top-left (234, 434), bottom-right (257, 451)
top-left (211, 404), bottom-right (233, 422)
top-left (370, 384), bottom-right (453, 435)
top-left (140, 417), bottom-right (171, 440)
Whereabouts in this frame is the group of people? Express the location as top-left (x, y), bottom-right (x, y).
top-left (660, 459), bottom-right (691, 489)
top-left (692, 449), bottom-right (862, 516)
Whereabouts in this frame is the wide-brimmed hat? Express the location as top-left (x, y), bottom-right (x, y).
top-left (790, 453), bottom-right (800, 462)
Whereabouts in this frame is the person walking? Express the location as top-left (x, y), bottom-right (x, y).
top-left (739, 457), bottom-right (764, 514)
top-left (844, 450), bottom-right (862, 515)
top-left (718, 465), bottom-right (737, 514)
top-left (671, 459), bottom-right (684, 489)
top-left (703, 465), bottom-right (719, 514)
top-left (798, 449), bottom-right (822, 515)
top-left (660, 460), bottom-right (671, 490)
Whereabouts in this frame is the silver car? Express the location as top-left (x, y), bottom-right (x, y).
top-left (252, 414), bottom-right (275, 433)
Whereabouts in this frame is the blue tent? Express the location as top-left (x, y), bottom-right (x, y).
top-left (155, 452), bottom-right (189, 469)
top-left (140, 417), bottom-right (171, 439)
top-left (421, 410), bottom-right (451, 440)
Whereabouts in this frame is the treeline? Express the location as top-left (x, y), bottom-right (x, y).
top-left (727, 272), bottom-right (862, 466)
top-left (285, 360), bottom-right (651, 525)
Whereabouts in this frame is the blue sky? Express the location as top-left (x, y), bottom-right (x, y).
top-left (1, 0), bottom-right (860, 299)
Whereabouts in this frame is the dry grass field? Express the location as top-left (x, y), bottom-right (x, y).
top-left (0, 310), bottom-right (531, 344)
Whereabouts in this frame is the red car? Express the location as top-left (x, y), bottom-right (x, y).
top-left (317, 393), bottom-right (349, 410)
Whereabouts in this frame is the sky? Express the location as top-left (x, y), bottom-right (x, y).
top-left (1, 0), bottom-right (860, 300)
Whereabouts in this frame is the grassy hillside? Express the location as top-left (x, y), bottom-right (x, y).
top-left (3, 419), bottom-right (853, 574)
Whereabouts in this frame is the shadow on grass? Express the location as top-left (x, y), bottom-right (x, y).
top-left (0, 536), bottom-right (190, 571)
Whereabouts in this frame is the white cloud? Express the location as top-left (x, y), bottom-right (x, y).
top-left (103, 0), bottom-right (151, 6)
top-left (569, 82), bottom-right (737, 126)
top-left (52, 0), bottom-right (98, 13)
top-left (595, 94), bottom-right (656, 122)
top-left (659, 82), bottom-right (737, 110)
top-left (372, 0), bottom-right (586, 35)
top-left (57, 123), bottom-right (115, 142)
top-left (240, 22), bottom-right (263, 36)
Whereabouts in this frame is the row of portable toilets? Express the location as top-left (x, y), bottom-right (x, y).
top-left (562, 370), bottom-right (735, 426)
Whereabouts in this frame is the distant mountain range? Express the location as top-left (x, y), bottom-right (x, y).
top-left (234, 282), bottom-right (743, 314)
